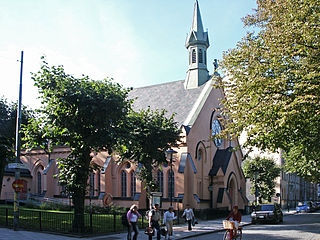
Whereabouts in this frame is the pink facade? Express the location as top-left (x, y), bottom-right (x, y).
top-left (1, 81), bottom-right (247, 211)
top-left (1, 1), bottom-right (247, 211)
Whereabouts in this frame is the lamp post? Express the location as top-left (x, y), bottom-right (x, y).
top-left (166, 149), bottom-right (177, 207)
top-left (254, 172), bottom-right (258, 214)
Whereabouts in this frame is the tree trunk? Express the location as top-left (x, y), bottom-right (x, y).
top-left (71, 149), bottom-right (91, 233)
top-left (72, 188), bottom-right (86, 232)
top-left (0, 158), bottom-right (6, 197)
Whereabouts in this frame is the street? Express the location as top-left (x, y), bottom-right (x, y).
top-left (194, 212), bottom-right (320, 240)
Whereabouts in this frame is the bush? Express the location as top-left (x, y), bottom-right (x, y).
top-left (84, 203), bottom-right (127, 214)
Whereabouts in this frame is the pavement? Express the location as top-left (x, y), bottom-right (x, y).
top-left (0, 209), bottom-right (297, 240)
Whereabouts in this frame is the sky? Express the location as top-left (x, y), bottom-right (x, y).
top-left (0, 0), bottom-right (257, 109)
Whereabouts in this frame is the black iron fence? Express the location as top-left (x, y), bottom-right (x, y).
top-left (0, 207), bottom-right (150, 234)
top-left (0, 207), bottom-right (226, 235)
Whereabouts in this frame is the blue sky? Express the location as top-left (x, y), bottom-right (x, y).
top-left (0, 0), bottom-right (257, 108)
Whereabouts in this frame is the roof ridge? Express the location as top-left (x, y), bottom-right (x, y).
top-left (132, 80), bottom-right (184, 90)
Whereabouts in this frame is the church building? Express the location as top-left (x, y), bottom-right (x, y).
top-left (1, 0), bottom-right (247, 211)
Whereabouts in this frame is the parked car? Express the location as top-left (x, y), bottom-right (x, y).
top-left (251, 204), bottom-right (283, 224)
top-left (296, 201), bottom-right (314, 213)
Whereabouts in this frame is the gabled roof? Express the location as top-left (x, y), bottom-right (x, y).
top-left (178, 153), bottom-right (197, 174)
top-left (128, 80), bottom-right (209, 126)
top-left (209, 147), bottom-right (233, 176)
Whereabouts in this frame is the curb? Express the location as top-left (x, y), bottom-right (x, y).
top-left (176, 223), bottom-right (252, 239)
top-left (175, 211), bottom-right (296, 239)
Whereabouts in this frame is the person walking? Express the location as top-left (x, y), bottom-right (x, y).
top-left (148, 203), bottom-right (161, 240)
top-left (163, 206), bottom-right (177, 240)
top-left (126, 204), bottom-right (141, 240)
top-left (182, 204), bottom-right (194, 231)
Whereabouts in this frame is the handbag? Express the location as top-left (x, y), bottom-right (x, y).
top-left (192, 217), bottom-right (198, 226)
top-left (144, 227), bottom-right (154, 236)
top-left (160, 225), bottom-right (167, 236)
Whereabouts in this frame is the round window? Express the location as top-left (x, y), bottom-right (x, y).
top-left (212, 119), bottom-right (223, 147)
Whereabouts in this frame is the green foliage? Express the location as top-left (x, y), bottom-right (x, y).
top-left (0, 97), bottom-right (33, 194)
top-left (219, 0), bottom-right (320, 182)
top-left (117, 108), bottom-right (180, 194)
top-left (243, 156), bottom-right (281, 202)
top-left (85, 203), bottom-right (127, 214)
top-left (25, 58), bottom-right (131, 231)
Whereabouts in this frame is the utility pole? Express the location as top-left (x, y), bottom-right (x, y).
top-left (14, 51), bottom-right (23, 230)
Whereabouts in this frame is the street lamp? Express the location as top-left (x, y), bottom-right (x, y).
top-left (166, 149), bottom-right (177, 207)
top-left (254, 172), bottom-right (258, 214)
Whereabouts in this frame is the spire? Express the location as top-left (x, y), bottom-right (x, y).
top-left (184, 0), bottom-right (210, 90)
top-left (192, 0), bottom-right (204, 34)
top-left (185, 0), bottom-right (209, 48)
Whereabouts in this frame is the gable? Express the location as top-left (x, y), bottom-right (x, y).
top-left (209, 147), bottom-right (233, 176)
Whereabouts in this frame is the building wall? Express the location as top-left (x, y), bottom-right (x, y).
top-left (242, 147), bottom-right (318, 208)
top-left (1, 87), bottom-right (247, 211)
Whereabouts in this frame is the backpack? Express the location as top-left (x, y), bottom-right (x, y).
top-left (121, 212), bottom-right (129, 226)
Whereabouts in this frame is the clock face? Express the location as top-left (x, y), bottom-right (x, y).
top-left (212, 119), bottom-right (223, 147)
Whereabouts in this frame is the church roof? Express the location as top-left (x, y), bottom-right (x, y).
top-left (209, 147), bottom-right (233, 176)
top-left (128, 80), bottom-right (208, 126)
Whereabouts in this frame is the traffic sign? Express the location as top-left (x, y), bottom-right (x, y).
top-left (8, 163), bottom-right (28, 169)
top-left (12, 179), bottom-right (25, 192)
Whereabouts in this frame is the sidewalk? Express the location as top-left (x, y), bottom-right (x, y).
top-left (0, 210), bottom-right (297, 240)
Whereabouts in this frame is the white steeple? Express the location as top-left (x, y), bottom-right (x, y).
top-left (184, 0), bottom-right (210, 89)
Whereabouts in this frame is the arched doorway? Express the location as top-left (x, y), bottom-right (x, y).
top-left (227, 173), bottom-right (238, 209)
top-left (229, 179), bottom-right (236, 206)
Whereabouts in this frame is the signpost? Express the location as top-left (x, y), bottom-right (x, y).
top-left (13, 51), bottom-right (24, 230)
top-left (12, 180), bottom-right (25, 192)
top-left (150, 192), bottom-right (162, 208)
top-left (8, 163), bottom-right (28, 170)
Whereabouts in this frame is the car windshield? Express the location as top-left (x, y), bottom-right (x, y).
top-left (260, 205), bottom-right (274, 211)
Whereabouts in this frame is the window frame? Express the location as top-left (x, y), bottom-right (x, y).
top-left (121, 170), bottom-right (127, 197)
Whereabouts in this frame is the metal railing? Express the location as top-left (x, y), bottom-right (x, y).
top-left (0, 207), bottom-right (149, 234)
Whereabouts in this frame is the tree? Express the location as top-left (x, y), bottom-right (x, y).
top-left (26, 59), bottom-right (131, 232)
top-left (243, 156), bottom-right (281, 202)
top-left (116, 108), bottom-right (180, 198)
top-left (219, 0), bottom-right (320, 182)
top-left (0, 98), bottom-right (33, 195)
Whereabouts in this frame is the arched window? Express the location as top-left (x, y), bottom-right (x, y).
top-left (168, 170), bottom-right (175, 198)
top-left (198, 149), bottom-right (203, 161)
top-left (131, 171), bottom-right (136, 197)
top-left (89, 172), bottom-right (95, 197)
top-left (37, 171), bottom-right (42, 195)
top-left (157, 171), bottom-right (164, 194)
top-left (121, 171), bottom-right (127, 197)
top-left (192, 49), bottom-right (196, 63)
top-left (212, 119), bottom-right (223, 147)
top-left (198, 49), bottom-right (203, 63)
